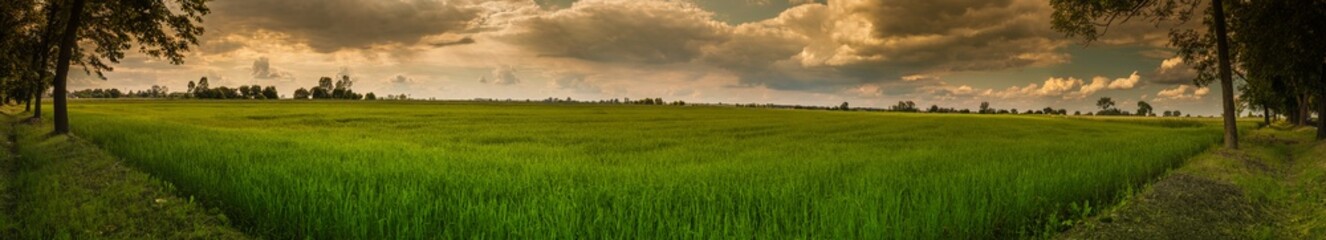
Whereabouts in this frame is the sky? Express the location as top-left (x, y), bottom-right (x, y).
top-left (70, 0), bottom-right (1224, 115)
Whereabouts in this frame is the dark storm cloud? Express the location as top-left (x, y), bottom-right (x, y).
top-left (207, 0), bottom-right (486, 52)
top-left (501, 0), bottom-right (1069, 93)
top-left (430, 37), bottom-right (477, 48)
top-left (699, 0), bottom-right (1067, 92)
top-left (501, 0), bottom-right (729, 64)
top-left (835, 0), bottom-right (1065, 73)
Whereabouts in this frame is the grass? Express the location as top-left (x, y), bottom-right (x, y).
top-left (50, 100), bottom-right (1238, 239)
top-left (1062, 124), bottom-right (1326, 239)
top-left (0, 110), bottom-right (248, 239)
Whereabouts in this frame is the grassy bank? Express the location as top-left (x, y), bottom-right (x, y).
top-left (1063, 125), bottom-right (1326, 239)
top-left (0, 110), bottom-right (248, 239)
top-left (58, 100), bottom-right (1237, 239)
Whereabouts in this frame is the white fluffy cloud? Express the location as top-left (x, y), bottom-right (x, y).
top-left (978, 77), bottom-right (1082, 99)
top-left (1150, 57), bottom-right (1199, 85)
top-left (1107, 71), bottom-right (1141, 89)
top-left (1156, 85), bottom-right (1210, 100)
top-left (923, 71), bottom-right (1143, 101)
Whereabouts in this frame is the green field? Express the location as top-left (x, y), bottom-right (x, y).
top-left (58, 100), bottom-right (1225, 239)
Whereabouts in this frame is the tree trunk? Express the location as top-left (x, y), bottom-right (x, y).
top-left (1319, 64), bottom-right (1326, 140)
top-left (1213, 0), bottom-right (1239, 149)
top-left (24, 97), bottom-right (30, 112)
top-left (1299, 94), bottom-right (1310, 126)
top-left (32, 91), bottom-right (41, 119)
top-left (29, 0), bottom-right (61, 121)
top-left (1318, 94), bottom-right (1325, 140)
top-left (51, 0), bottom-right (86, 134)
top-left (1263, 104), bottom-right (1271, 126)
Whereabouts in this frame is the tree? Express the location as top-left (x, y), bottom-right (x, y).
top-left (1137, 101), bottom-right (1154, 116)
top-left (293, 88), bottom-right (311, 100)
top-left (1096, 97), bottom-right (1115, 111)
top-left (45, 0), bottom-right (210, 134)
top-left (4, 1), bottom-right (65, 120)
top-left (365, 92), bottom-right (376, 100)
top-left (891, 101), bottom-right (917, 112)
top-left (980, 101), bottom-right (991, 114)
top-left (193, 78), bottom-right (211, 98)
top-left (312, 76), bottom-right (334, 99)
top-left (311, 87), bottom-right (329, 99)
top-left (1227, 0), bottom-right (1326, 138)
top-left (839, 102), bottom-right (850, 111)
top-left (1052, 0), bottom-right (1240, 148)
top-left (262, 86), bottom-right (279, 100)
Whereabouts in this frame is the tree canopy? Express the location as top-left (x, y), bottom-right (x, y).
top-left (1053, 0), bottom-right (1243, 147)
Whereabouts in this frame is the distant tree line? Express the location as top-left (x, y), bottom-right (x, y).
top-left (713, 98), bottom-right (1218, 118)
top-left (292, 76), bottom-right (372, 100)
top-left (527, 97), bottom-right (686, 106)
top-left (187, 77), bottom-right (279, 100)
top-left (70, 85), bottom-right (174, 99)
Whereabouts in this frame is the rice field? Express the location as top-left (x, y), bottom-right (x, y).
top-left (58, 100), bottom-right (1225, 239)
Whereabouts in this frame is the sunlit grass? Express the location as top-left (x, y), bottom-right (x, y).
top-left (59, 100), bottom-right (1226, 239)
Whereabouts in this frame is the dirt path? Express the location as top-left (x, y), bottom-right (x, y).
top-left (1062, 127), bottom-right (1325, 239)
top-left (0, 109), bottom-right (250, 239)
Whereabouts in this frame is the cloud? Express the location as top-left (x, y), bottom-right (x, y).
top-left (390, 75), bottom-right (415, 84)
top-left (430, 37), bottom-right (477, 48)
top-left (969, 77), bottom-right (1080, 100)
top-left (1156, 85), bottom-right (1210, 100)
top-left (552, 73), bottom-right (601, 93)
top-left (1070, 77), bottom-right (1109, 99)
top-left (901, 74), bottom-right (940, 82)
top-left (788, 0), bottom-right (818, 5)
top-left (724, 0), bottom-right (1069, 91)
top-left (934, 71), bottom-right (1139, 101)
top-left (481, 66), bottom-right (521, 85)
top-left (1107, 71), bottom-right (1141, 89)
top-left (207, 0), bottom-right (487, 52)
top-left (500, 0), bottom-right (729, 64)
top-left (816, 0), bottom-right (1068, 70)
top-left (1062, 71), bottom-right (1140, 99)
top-left (1150, 57), bottom-right (1198, 85)
top-left (251, 57), bottom-right (294, 81)
top-left (496, 0), bottom-right (1072, 93)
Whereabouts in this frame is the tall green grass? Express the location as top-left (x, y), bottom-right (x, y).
top-left (60, 100), bottom-right (1222, 239)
